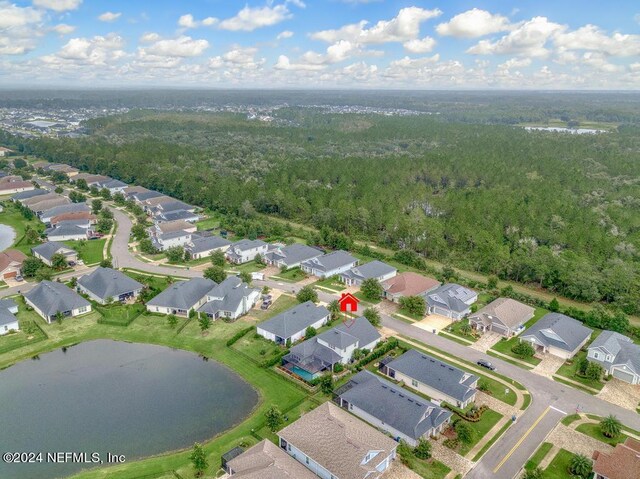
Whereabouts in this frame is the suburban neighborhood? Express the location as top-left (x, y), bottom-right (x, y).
top-left (0, 155), bottom-right (639, 479)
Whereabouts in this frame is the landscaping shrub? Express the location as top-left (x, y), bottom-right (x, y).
top-left (226, 326), bottom-right (253, 346)
top-left (511, 341), bottom-right (535, 359)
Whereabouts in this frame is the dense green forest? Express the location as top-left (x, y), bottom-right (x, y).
top-left (2, 94), bottom-right (639, 314)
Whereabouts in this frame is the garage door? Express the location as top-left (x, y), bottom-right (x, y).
top-left (612, 368), bottom-right (636, 383)
top-left (3, 271), bottom-right (16, 279)
top-left (492, 323), bottom-right (509, 335)
top-left (434, 307), bottom-right (450, 317)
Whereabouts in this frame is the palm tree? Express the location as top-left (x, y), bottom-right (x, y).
top-left (521, 468), bottom-right (543, 479)
top-left (600, 415), bottom-right (622, 438)
top-left (569, 453), bottom-right (592, 478)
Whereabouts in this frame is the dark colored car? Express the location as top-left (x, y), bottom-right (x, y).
top-left (476, 359), bottom-right (496, 371)
top-left (260, 301), bottom-right (272, 310)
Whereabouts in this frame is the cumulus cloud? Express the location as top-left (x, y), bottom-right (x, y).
top-left (32, 0), bottom-right (82, 12)
top-left (40, 34), bottom-right (126, 68)
top-left (98, 12), bottom-right (121, 23)
top-left (311, 7), bottom-right (442, 44)
top-left (0, 2), bottom-right (44, 54)
top-left (467, 16), bottom-right (565, 57)
top-left (0, 2), bottom-right (42, 29)
top-left (139, 35), bottom-right (209, 58)
top-left (277, 30), bottom-right (294, 40)
top-left (554, 25), bottom-right (640, 56)
top-left (52, 23), bottom-right (75, 35)
top-left (219, 4), bottom-right (292, 31)
top-left (403, 36), bottom-right (436, 54)
top-left (274, 55), bottom-right (326, 71)
top-left (436, 8), bottom-right (511, 38)
top-left (177, 14), bottom-right (218, 29)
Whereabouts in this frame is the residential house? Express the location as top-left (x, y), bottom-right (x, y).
top-left (226, 239), bottom-right (269, 264)
top-left (44, 220), bottom-right (91, 241)
top-left (152, 220), bottom-right (197, 236)
top-left (122, 186), bottom-right (149, 198)
top-left (0, 298), bottom-right (19, 335)
top-left (197, 276), bottom-right (260, 320)
top-left (257, 301), bottom-right (330, 345)
top-left (129, 190), bottom-right (163, 203)
top-left (300, 250), bottom-right (358, 279)
top-left (340, 260), bottom-right (397, 287)
top-left (77, 267), bottom-right (144, 305)
top-left (98, 178), bottom-right (128, 194)
top-left (154, 209), bottom-right (200, 223)
top-left (185, 234), bottom-right (231, 260)
top-left (225, 439), bottom-right (317, 479)
top-left (24, 280), bottom-right (91, 323)
top-left (336, 370), bottom-right (452, 446)
top-left (468, 297), bottom-right (535, 336)
top-left (0, 249), bottom-right (27, 280)
top-left (282, 316), bottom-right (381, 380)
top-left (50, 211), bottom-right (96, 227)
top-left (146, 278), bottom-right (216, 316)
top-left (425, 283), bottom-right (478, 320)
top-left (264, 243), bottom-right (323, 269)
top-left (12, 188), bottom-right (48, 202)
top-left (29, 196), bottom-right (71, 215)
top-left (152, 200), bottom-right (195, 214)
top-left (82, 174), bottom-right (110, 186)
top-left (21, 192), bottom-right (59, 207)
top-left (151, 230), bottom-right (192, 251)
top-left (592, 438), bottom-right (640, 479)
top-left (32, 241), bottom-right (78, 266)
top-left (587, 331), bottom-right (640, 384)
top-left (0, 177), bottom-right (34, 195)
top-left (40, 202), bottom-right (90, 225)
top-left (278, 402), bottom-right (397, 479)
top-left (382, 349), bottom-right (478, 408)
top-left (381, 272), bottom-right (440, 303)
top-left (519, 313), bottom-right (593, 359)
top-left (143, 195), bottom-right (176, 211)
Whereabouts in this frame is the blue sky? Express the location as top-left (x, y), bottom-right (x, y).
top-left (0, 0), bottom-right (639, 88)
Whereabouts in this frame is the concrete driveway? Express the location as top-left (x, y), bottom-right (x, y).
top-left (413, 313), bottom-right (452, 333)
top-left (597, 379), bottom-right (640, 411)
top-left (471, 331), bottom-right (502, 353)
top-left (531, 354), bottom-right (565, 378)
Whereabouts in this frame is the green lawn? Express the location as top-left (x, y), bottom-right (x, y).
top-left (125, 272), bottom-right (173, 292)
top-left (542, 448), bottom-right (575, 479)
top-left (458, 409), bottom-right (504, 455)
top-left (575, 422), bottom-right (639, 446)
top-left (490, 337), bottom-right (541, 366)
top-left (0, 200), bottom-right (44, 254)
top-left (561, 414), bottom-right (581, 426)
top-left (225, 261), bottom-right (266, 275)
top-left (444, 318), bottom-right (478, 343)
top-left (0, 299), bottom-right (311, 479)
top-left (525, 442), bottom-right (553, 470)
top-left (64, 239), bottom-right (106, 265)
top-left (399, 456), bottom-right (450, 479)
top-left (555, 350), bottom-right (605, 391)
top-left (314, 276), bottom-right (346, 292)
top-left (195, 216), bottom-right (221, 231)
top-left (397, 308), bottom-right (425, 321)
top-left (249, 294), bottom-right (298, 322)
top-left (96, 303), bottom-right (146, 326)
top-left (233, 331), bottom-right (285, 365)
top-left (353, 291), bottom-right (381, 304)
top-left (270, 267), bottom-right (308, 283)
top-left (0, 300), bottom-right (48, 355)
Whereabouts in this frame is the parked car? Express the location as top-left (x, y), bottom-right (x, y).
top-left (68, 261), bottom-right (76, 267)
top-left (476, 359), bottom-right (496, 371)
top-left (260, 301), bottom-right (272, 310)
top-left (15, 274), bottom-right (23, 282)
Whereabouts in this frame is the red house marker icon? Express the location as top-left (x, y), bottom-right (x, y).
top-left (338, 292), bottom-right (360, 313)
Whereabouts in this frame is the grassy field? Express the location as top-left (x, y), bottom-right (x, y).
top-left (195, 216), bottom-right (221, 231)
top-left (0, 299), bottom-right (48, 356)
top-left (225, 261), bottom-right (266, 275)
top-left (0, 200), bottom-right (44, 254)
top-left (525, 442), bottom-right (553, 470)
top-left (271, 267), bottom-right (307, 282)
top-left (248, 294), bottom-right (297, 322)
top-left (233, 330), bottom-right (285, 365)
top-left (491, 337), bottom-right (542, 366)
top-left (125, 272), bottom-right (173, 292)
top-left (575, 422), bottom-right (639, 446)
top-left (0, 298), bottom-right (310, 479)
top-left (444, 318), bottom-right (478, 343)
top-left (64, 239), bottom-right (106, 265)
top-left (542, 448), bottom-right (575, 479)
top-left (313, 276), bottom-right (346, 292)
top-left (398, 455), bottom-right (450, 479)
top-left (96, 303), bottom-right (146, 326)
top-left (555, 351), bottom-right (605, 392)
top-left (457, 409), bottom-right (503, 456)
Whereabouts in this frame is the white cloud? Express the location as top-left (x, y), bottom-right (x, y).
top-left (98, 12), bottom-right (121, 23)
top-left (274, 55), bottom-right (325, 71)
top-left (498, 57), bottom-right (532, 70)
top-left (436, 8), bottom-right (511, 38)
top-left (139, 35), bottom-right (209, 58)
top-left (41, 33), bottom-right (126, 67)
top-left (219, 4), bottom-right (292, 32)
top-left (177, 13), bottom-right (218, 29)
top-left (554, 25), bottom-right (640, 57)
top-left (140, 32), bottom-right (160, 43)
top-left (32, 0), bottom-right (82, 12)
top-left (580, 52), bottom-right (624, 72)
top-left (403, 36), bottom-right (436, 54)
top-left (52, 23), bottom-right (75, 35)
top-left (277, 30), bottom-right (294, 40)
top-left (0, 2), bottom-right (42, 29)
top-left (300, 40), bottom-right (358, 65)
top-left (467, 16), bottom-right (565, 57)
top-left (311, 7), bottom-right (442, 44)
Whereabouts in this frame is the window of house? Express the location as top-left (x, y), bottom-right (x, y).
top-left (606, 355), bottom-right (612, 362)
top-left (412, 379), bottom-right (418, 387)
top-left (593, 352), bottom-right (599, 359)
top-left (305, 457), bottom-right (309, 465)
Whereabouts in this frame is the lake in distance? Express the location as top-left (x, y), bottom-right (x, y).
top-left (0, 340), bottom-right (258, 479)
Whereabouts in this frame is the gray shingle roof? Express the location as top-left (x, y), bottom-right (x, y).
top-left (77, 267), bottom-right (144, 301)
top-left (157, 210), bottom-right (199, 222)
top-left (186, 235), bottom-right (231, 255)
top-left (132, 191), bottom-right (163, 201)
top-left (45, 223), bottom-right (89, 238)
top-left (157, 200), bottom-right (192, 212)
top-left (264, 243), bottom-right (323, 267)
top-left (32, 241), bottom-right (75, 261)
top-left (386, 349), bottom-right (478, 403)
top-left (301, 250), bottom-right (358, 273)
top-left (197, 276), bottom-right (258, 316)
top-left (229, 239), bottom-right (268, 252)
top-left (320, 316), bottom-right (381, 349)
top-left (520, 313), bottom-right (593, 352)
top-left (100, 179), bottom-right (127, 189)
top-left (24, 280), bottom-right (90, 317)
top-left (338, 370), bottom-right (452, 440)
top-left (588, 331), bottom-right (640, 375)
top-left (278, 402), bottom-right (397, 479)
top-left (258, 301), bottom-right (329, 339)
top-left (146, 278), bottom-right (216, 310)
top-left (41, 202), bottom-right (90, 220)
top-left (12, 189), bottom-right (48, 201)
top-left (0, 299), bottom-right (18, 328)
top-left (340, 260), bottom-right (397, 282)
top-left (426, 283), bottom-right (477, 313)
